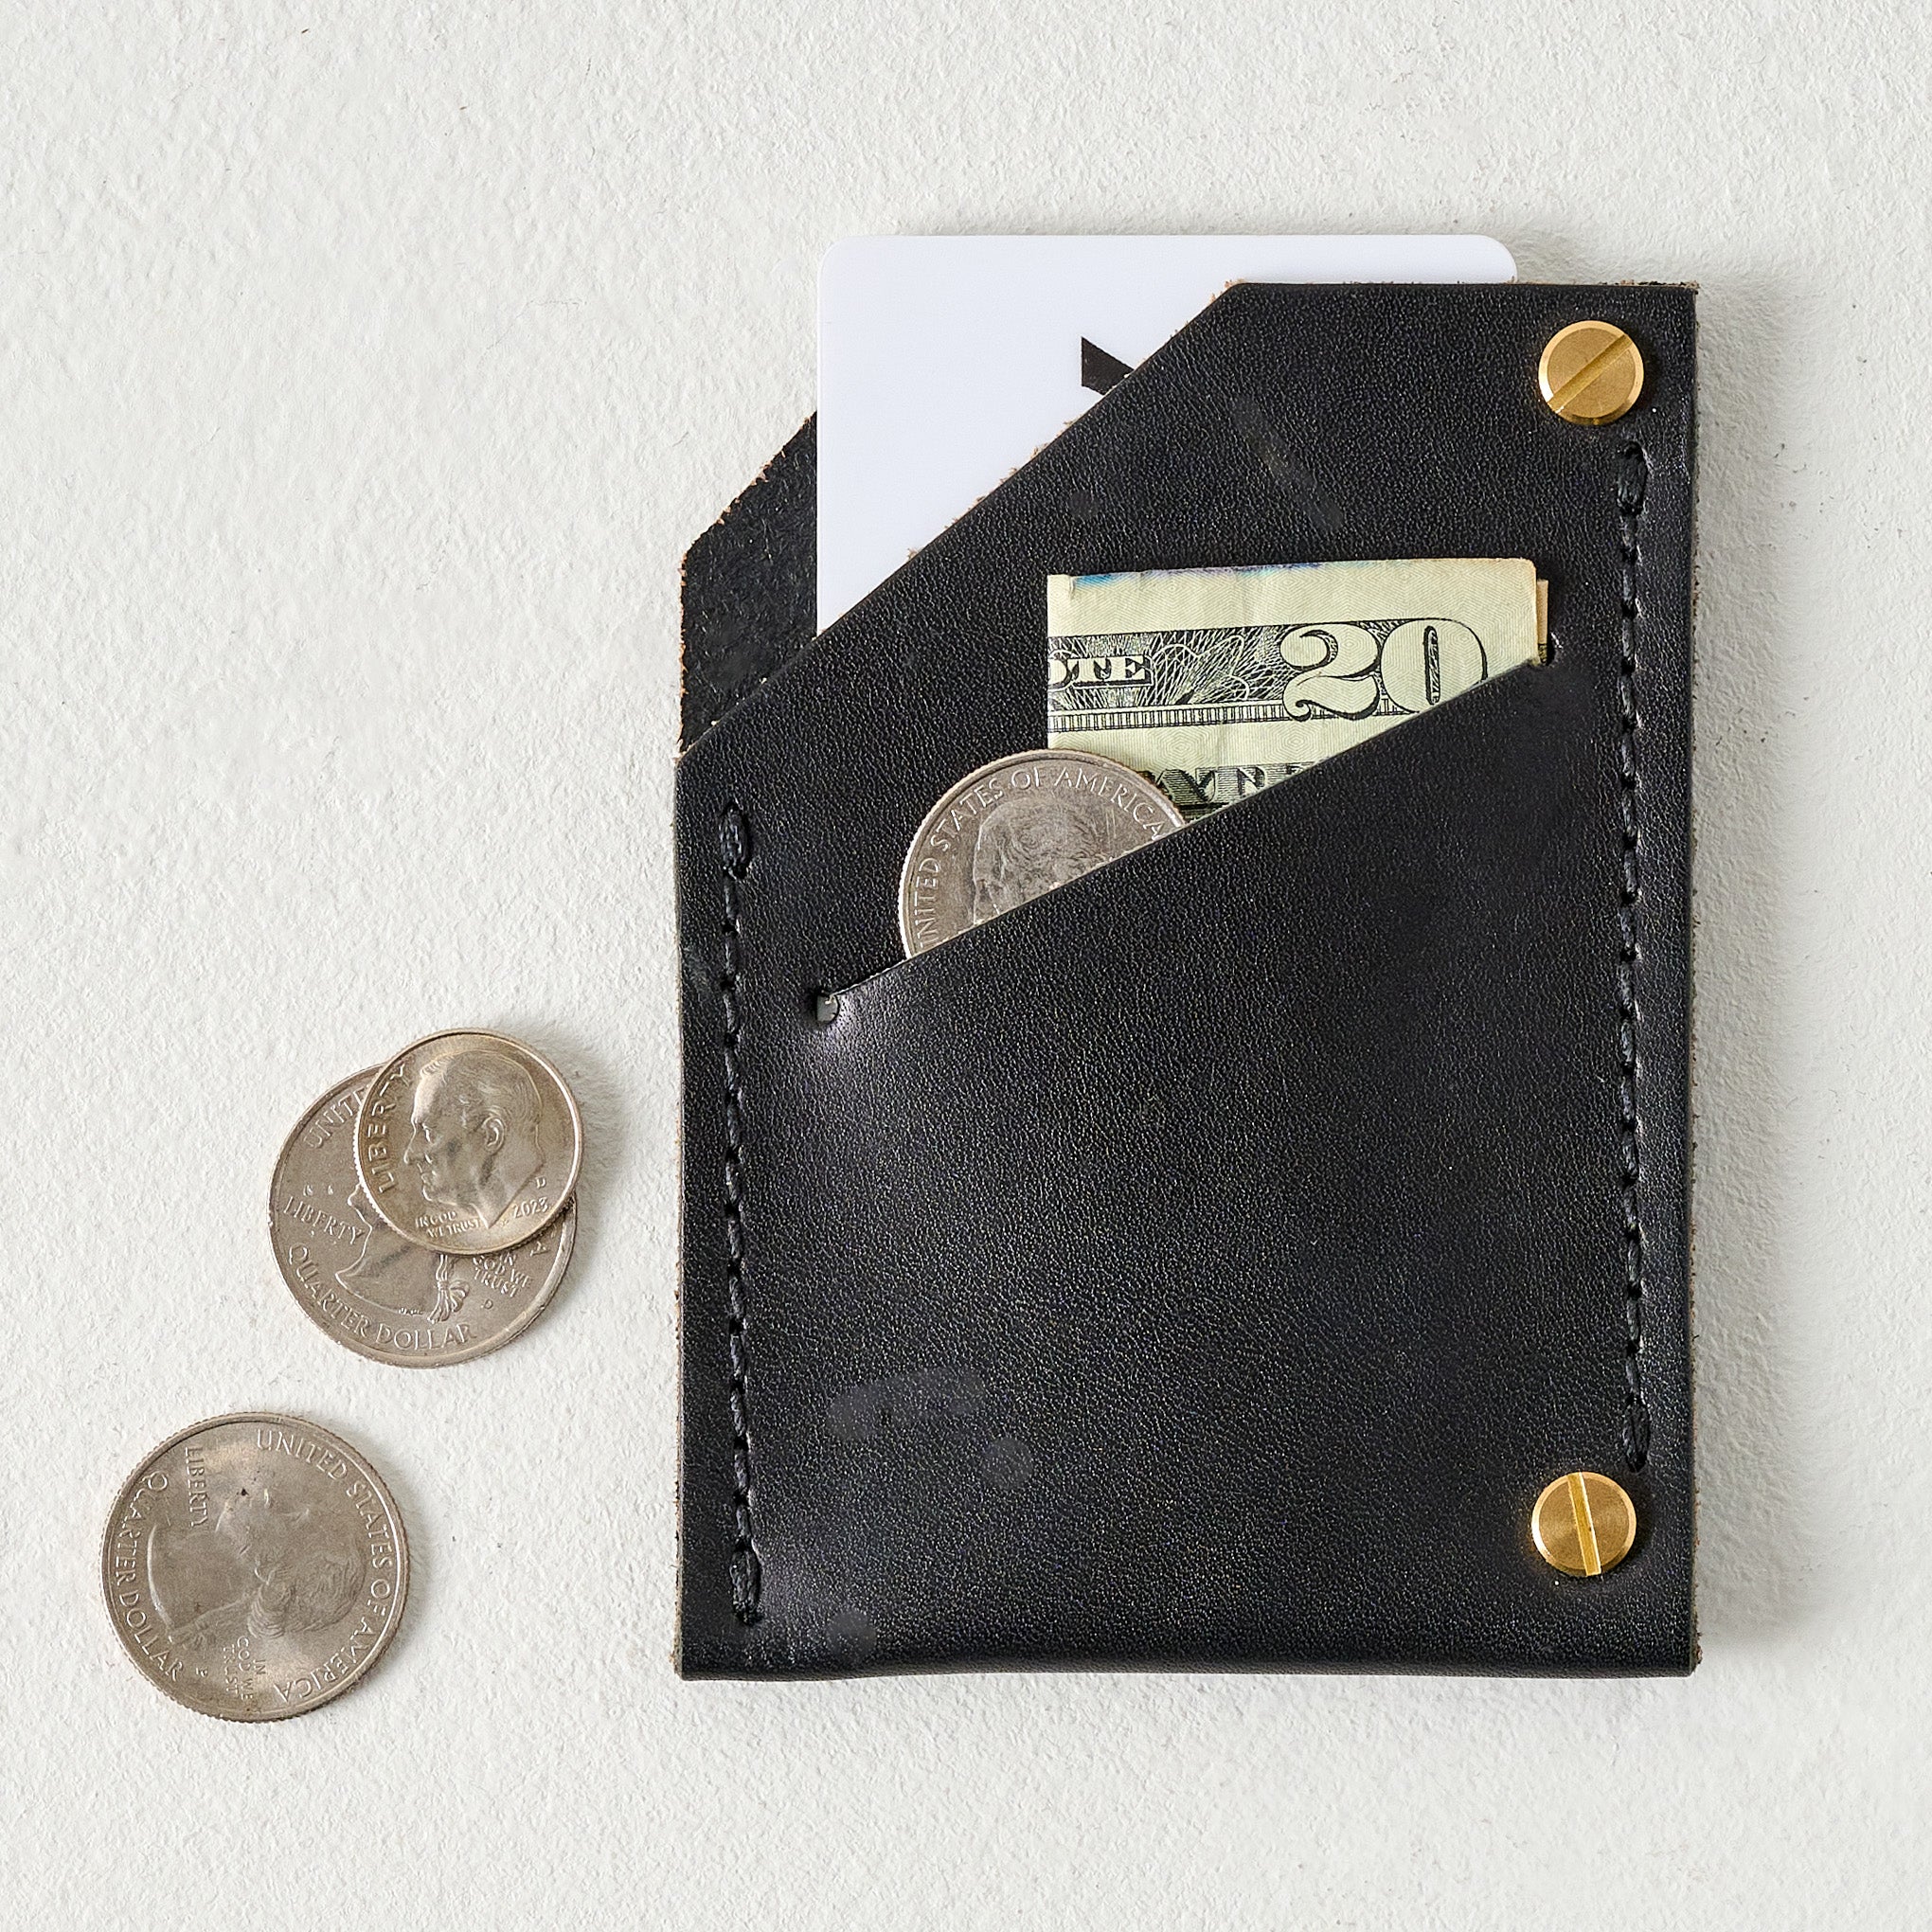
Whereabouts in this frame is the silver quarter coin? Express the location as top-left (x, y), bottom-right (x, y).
top-left (898, 748), bottom-right (1185, 956)
top-left (274, 1070), bottom-right (576, 1366)
top-left (354, 1030), bottom-right (582, 1255)
top-left (101, 1413), bottom-right (409, 1722)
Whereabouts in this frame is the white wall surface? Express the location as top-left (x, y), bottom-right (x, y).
top-left (2, 3), bottom-right (1924, 1926)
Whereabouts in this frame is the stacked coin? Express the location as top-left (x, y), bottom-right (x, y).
top-left (103, 1029), bottom-right (582, 1721)
top-left (269, 1029), bottom-right (582, 1368)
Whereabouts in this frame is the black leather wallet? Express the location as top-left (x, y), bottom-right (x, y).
top-left (675, 281), bottom-right (1696, 1676)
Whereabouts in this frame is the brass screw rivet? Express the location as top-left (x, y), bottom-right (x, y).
top-left (1531, 1471), bottom-right (1637, 1577)
top-left (1538, 320), bottom-right (1645, 425)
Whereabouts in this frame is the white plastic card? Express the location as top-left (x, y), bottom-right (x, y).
top-left (817, 234), bottom-right (1516, 630)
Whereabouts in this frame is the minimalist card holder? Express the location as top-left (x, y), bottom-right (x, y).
top-left (675, 282), bottom-right (1696, 1675)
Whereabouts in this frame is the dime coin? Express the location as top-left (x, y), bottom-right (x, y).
top-left (354, 1030), bottom-right (582, 1255)
top-left (274, 1069), bottom-right (576, 1366)
top-left (100, 1413), bottom-right (409, 1722)
top-left (898, 748), bottom-right (1186, 956)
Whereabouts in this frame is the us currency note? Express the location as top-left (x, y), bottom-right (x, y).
top-left (1046, 558), bottom-right (1545, 817)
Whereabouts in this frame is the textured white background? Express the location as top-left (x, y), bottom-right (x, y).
top-left (2, 3), bottom-right (1925, 1926)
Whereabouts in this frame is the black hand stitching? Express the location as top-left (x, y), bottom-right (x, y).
top-left (718, 799), bottom-right (762, 1620)
top-left (1616, 444), bottom-right (1652, 1472)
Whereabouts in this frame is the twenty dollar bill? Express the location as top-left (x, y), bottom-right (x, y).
top-left (1047, 558), bottom-right (1545, 817)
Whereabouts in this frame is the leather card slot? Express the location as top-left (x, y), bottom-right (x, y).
top-left (828, 651), bottom-right (1556, 1006)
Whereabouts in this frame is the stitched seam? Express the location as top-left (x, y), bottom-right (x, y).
top-left (718, 799), bottom-right (762, 1621)
top-left (1617, 445), bottom-right (1652, 1472)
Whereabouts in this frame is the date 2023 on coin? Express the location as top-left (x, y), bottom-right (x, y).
top-left (273, 1069), bottom-right (575, 1367)
top-left (354, 1030), bottom-right (582, 1257)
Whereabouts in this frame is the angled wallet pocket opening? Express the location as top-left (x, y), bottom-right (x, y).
top-left (832, 649), bottom-right (1563, 1007)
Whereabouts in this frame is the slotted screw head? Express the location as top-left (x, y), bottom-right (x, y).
top-left (1539, 320), bottom-right (1645, 425)
top-left (1532, 1471), bottom-right (1637, 1577)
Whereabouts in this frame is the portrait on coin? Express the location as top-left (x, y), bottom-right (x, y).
top-left (149, 1485), bottom-right (364, 1651)
top-left (338, 1185), bottom-right (479, 1321)
top-left (970, 794), bottom-right (1115, 923)
top-left (403, 1046), bottom-right (546, 1231)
